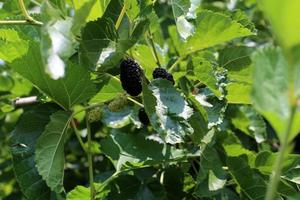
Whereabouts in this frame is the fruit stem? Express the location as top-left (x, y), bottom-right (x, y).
top-left (72, 103), bottom-right (104, 117)
top-left (147, 30), bottom-right (162, 68)
top-left (265, 103), bottom-right (297, 200)
top-left (115, 3), bottom-right (126, 30)
top-left (86, 111), bottom-right (95, 200)
top-left (127, 96), bottom-right (144, 108)
top-left (168, 56), bottom-right (184, 73)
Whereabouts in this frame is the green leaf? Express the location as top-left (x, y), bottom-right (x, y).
top-left (35, 110), bottom-right (72, 192)
top-left (227, 155), bottom-right (267, 200)
top-left (230, 105), bottom-right (267, 143)
top-left (66, 185), bottom-right (90, 200)
top-left (184, 10), bottom-right (253, 54)
top-left (0, 29), bottom-right (29, 63)
top-left (195, 147), bottom-right (226, 197)
top-left (142, 79), bottom-right (194, 144)
top-left (71, 0), bottom-right (97, 35)
top-left (73, 0), bottom-right (110, 22)
top-left (0, 74), bottom-right (14, 92)
top-left (255, 151), bottom-right (300, 185)
top-left (192, 55), bottom-right (222, 97)
top-left (107, 174), bottom-right (166, 200)
top-left (79, 17), bottom-right (118, 70)
top-left (132, 44), bottom-right (164, 78)
top-left (100, 130), bottom-right (199, 171)
top-left (89, 74), bottom-right (123, 104)
top-left (101, 106), bottom-right (141, 129)
top-left (79, 0), bottom-right (151, 71)
top-left (190, 89), bottom-right (227, 129)
top-left (219, 46), bottom-right (253, 104)
top-left (11, 42), bottom-right (97, 109)
top-left (10, 104), bottom-right (59, 200)
top-left (251, 46), bottom-right (300, 142)
top-left (171, 0), bottom-right (197, 40)
top-left (260, 0), bottom-right (300, 49)
top-left (67, 183), bottom-right (110, 200)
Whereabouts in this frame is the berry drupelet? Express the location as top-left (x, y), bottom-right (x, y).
top-left (120, 58), bottom-right (143, 96)
top-left (152, 67), bottom-right (175, 85)
top-left (138, 108), bottom-right (150, 126)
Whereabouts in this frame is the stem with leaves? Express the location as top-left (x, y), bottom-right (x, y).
top-left (86, 110), bottom-right (95, 200)
top-left (265, 104), bottom-right (297, 200)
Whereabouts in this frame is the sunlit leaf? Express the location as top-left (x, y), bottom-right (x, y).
top-left (142, 79), bottom-right (194, 144)
top-left (11, 42), bottom-right (97, 109)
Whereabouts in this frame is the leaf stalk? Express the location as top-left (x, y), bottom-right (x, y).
top-left (86, 111), bottom-right (95, 200)
top-left (265, 104), bottom-right (297, 200)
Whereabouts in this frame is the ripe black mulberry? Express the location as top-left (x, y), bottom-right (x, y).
top-left (152, 67), bottom-right (175, 85)
top-left (120, 58), bottom-right (143, 96)
top-left (138, 108), bottom-right (150, 126)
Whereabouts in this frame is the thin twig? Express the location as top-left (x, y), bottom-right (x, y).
top-left (168, 56), bottom-right (184, 73)
top-left (30, 0), bottom-right (41, 6)
top-left (127, 96), bottom-right (144, 108)
top-left (115, 4), bottom-right (126, 30)
top-left (0, 20), bottom-right (38, 25)
top-left (18, 0), bottom-right (43, 25)
top-left (147, 30), bottom-right (162, 68)
top-left (86, 111), bottom-right (95, 200)
top-left (71, 120), bottom-right (87, 153)
top-left (13, 96), bottom-right (39, 107)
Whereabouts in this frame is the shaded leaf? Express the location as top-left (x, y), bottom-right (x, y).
top-left (100, 130), bottom-right (199, 171)
top-left (35, 111), bottom-right (72, 192)
top-left (10, 104), bottom-right (59, 200)
top-left (195, 147), bottom-right (226, 197)
top-left (227, 155), bottom-right (267, 200)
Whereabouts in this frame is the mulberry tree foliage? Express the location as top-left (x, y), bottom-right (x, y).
top-left (0, 0), bottom-right (300, 200)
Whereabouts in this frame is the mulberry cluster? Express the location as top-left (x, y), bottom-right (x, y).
top-left (138, 108), bottom-right (150, 125)
top-left (120, 58), bottom-right (143, 96)
top-left (152, 67), bottom-right (175, 85)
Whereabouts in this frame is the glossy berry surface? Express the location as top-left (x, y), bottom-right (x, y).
top-left (152, 67), bottom-right (175, 85)
top-left (120, 58), bottom-right (143, 96)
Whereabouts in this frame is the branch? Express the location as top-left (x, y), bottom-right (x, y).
top-left (18, 0), bottom-right (43, 25)
top-left (13, 96), bottom-right (39, 107)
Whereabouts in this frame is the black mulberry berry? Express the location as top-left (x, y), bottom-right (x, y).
top-left (120, 58), bottom-right (143, 96)
top-left (152, 67), bottom-right (175, 85)
top-left (138, 108), bottom-right (150, 125)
